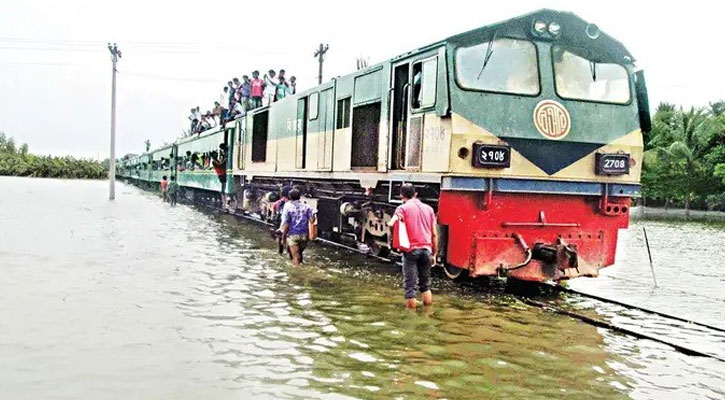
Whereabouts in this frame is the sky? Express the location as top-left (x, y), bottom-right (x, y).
top-left (0, 0), bottom-right (723, 159)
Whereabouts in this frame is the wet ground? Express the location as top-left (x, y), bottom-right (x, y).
top-left (0, 177), bottom-right (723, 399)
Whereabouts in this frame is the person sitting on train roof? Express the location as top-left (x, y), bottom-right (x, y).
top-left (213, 101), bottom-right (226, 124)
top-left (201, 111), bottom-right (216, 131)
top-left (277, 188), bottom-right (316, 267)
top-left (250, 71), bottom-right (264, 109)
top-left (230, 101), bottom-right (244, 119)
top-left (263, 69), bottom-right (277, 107)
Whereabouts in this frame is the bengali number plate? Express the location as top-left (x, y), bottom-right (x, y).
top-left (595, 153), bottom-right (630, 175)
top-left (472, 144), bottom-right (511, 168)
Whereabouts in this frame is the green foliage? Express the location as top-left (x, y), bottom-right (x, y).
top-left (643, 102), bottom-right (725, 210)
top-left (0, 132), bottom-right (106, 179)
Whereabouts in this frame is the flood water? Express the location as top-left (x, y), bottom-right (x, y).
top-left (0, 177), bottom-right (723, 400)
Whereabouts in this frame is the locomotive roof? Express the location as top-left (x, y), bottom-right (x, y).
top-left (446, 8), bottom-right (634, 63)
top-left (387, 8), bottom-right (634, 65)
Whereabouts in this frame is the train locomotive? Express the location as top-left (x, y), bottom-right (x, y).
top-left (118, 9), bottom-right (650, 282)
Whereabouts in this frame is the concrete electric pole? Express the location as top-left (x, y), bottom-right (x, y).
top-left (314, 43), bottom-right (329, 85)
top-left (107, 43), bottom-right (121, 200)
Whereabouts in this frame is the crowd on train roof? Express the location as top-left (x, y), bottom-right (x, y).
top-left (186, 69), bottom-right (296, 136)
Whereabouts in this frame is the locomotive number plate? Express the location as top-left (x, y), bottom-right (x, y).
top-left (472, 144), bottom-right (511, 168)
top-left (595, 153), bottom-right (630, 175)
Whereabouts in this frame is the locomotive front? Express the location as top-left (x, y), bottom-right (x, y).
top-left (437, 10), bottom-right (649, 281)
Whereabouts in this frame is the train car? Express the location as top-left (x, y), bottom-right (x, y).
top-left (124, 9), bottom-right (650, 282)
top-left (175, 127), bottom-right (235, 197)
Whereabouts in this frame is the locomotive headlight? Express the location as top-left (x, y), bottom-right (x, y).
top-left (548, 21), bottom-right (561, 36)
top-left (534, 20), bottom-right (547, 34)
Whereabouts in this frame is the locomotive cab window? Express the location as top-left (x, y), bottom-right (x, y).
top-left (455, 38), bottom-right (539, 95)
top-left (411, 58), bottom-right (437, 110)
top-left (553, 46), bottom-right (630, 104)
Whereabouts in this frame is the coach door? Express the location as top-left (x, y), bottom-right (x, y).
top-left (390, 63), bottom-right (409, 170)
top-left (390, 56), bottom-right (438, 171)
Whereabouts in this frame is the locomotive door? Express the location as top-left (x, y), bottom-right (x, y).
top-left (390, 63), bottom-right (409, 170)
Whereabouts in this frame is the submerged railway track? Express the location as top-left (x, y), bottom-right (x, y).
top-left (187, 192), bottom-right (725, 363)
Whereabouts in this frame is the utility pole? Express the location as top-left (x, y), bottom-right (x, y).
top-left (107, 43), bottom-right (121, 200)
top-left (314, 43), bottom-right (329, 85)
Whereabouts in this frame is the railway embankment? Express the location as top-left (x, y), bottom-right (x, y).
top-left (630, 206), bottom-right (725, 223)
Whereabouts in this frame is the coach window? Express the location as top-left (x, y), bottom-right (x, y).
top-left (411, 57), bottom-right (437, 110)
top-left (309, 92), bottom-right (319, 120)
top-left (455, 38), bottom-right (539, 95)
top-left (336, 97), bottom-right (351, 128)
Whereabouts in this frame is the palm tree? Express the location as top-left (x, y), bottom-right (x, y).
top-left (653, 107), bottom-right (715, 216)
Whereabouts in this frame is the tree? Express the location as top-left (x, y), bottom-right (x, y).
top-left (643, 103), bottom-right (725, 214)
top-left (0, 132), bottom-right (105, 179)
top-left (709, 100), bottom-right (725, 117)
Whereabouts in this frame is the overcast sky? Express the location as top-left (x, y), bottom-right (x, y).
top-left (0, 0), bottom-right (723, 159)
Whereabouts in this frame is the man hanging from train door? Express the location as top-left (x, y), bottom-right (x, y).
top-left (387, 183), bottom-right (437, 309)
top-left (212, 143), bottom-right (228, 208)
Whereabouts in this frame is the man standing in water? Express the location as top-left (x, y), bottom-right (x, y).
top-left (160, 175), bottom-right (168, 202)
top-left (278, 188), bottom-right (315, 266)
top-left (167, 176), bottom-right (179, 206)
top-left (388, 183), bottom-right (437, 308)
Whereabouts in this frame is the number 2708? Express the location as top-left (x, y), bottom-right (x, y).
top-left (604, 158), bottom-right (626, 169)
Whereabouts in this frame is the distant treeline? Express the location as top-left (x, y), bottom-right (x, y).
top-left (0, 132), bottom-right (105, 179)
top-left (642, 101), bottom-right (725, 211)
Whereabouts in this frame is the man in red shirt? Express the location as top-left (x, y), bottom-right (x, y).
top-left (388, 183), bottom-right (438, 308)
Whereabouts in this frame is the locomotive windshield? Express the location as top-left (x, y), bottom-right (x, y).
top-left (552, 45), bottom-right (630, 104)
top-left (454, 38), bottom-right (539, 95)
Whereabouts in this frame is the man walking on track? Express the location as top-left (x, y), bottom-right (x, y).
top-left (388, 183), bottom-right (438, 309)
